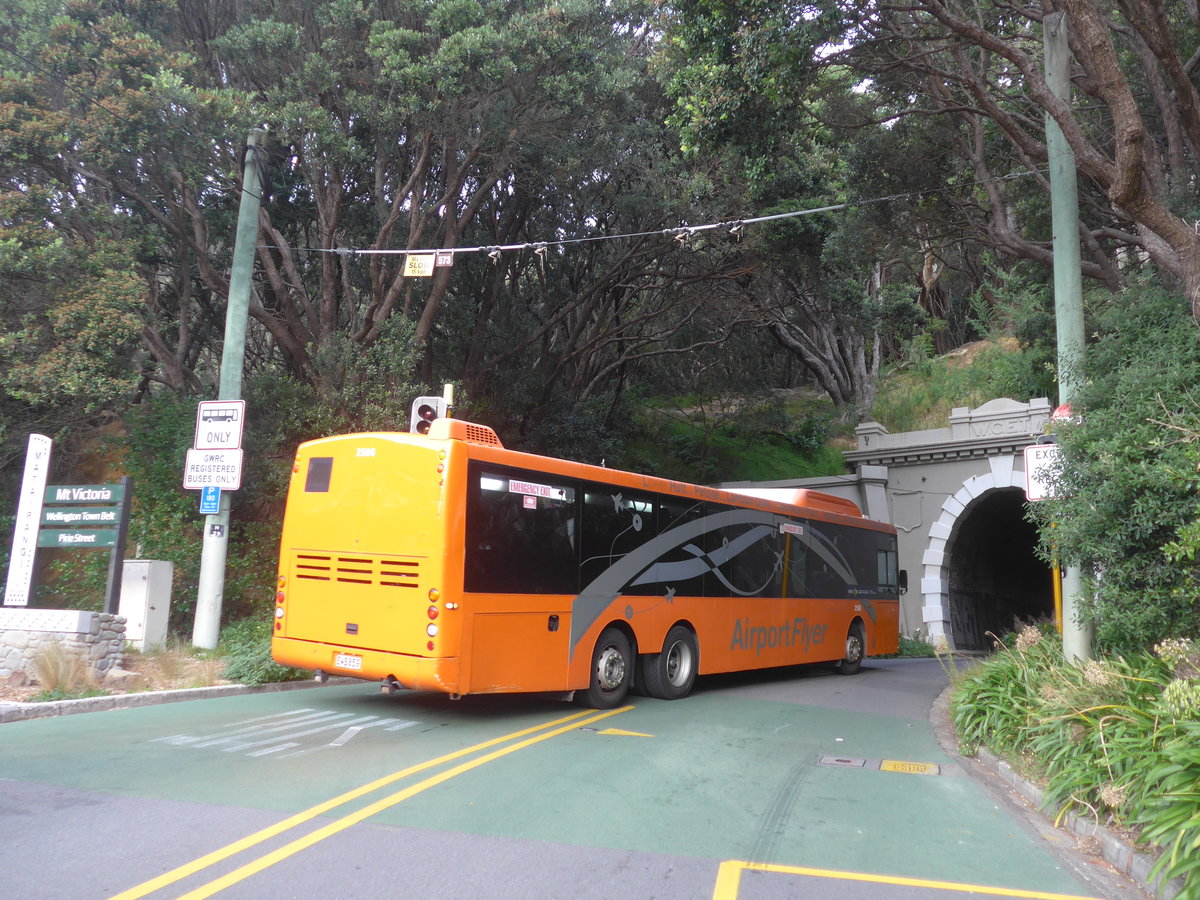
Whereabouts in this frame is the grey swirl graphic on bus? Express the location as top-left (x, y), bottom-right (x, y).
top-left (569, 504), bottom-right (870, 660)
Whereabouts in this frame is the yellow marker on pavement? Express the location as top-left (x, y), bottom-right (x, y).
top-left (879, 759), bottom-right (940, 775)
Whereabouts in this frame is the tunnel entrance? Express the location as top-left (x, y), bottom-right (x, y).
top-left (946, 488), bottom-right (1054, 651)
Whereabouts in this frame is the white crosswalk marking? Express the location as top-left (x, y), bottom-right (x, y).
top-left (151, 708), bottom-right (420, 758)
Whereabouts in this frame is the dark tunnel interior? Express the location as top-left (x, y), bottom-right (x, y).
top-left (946, 488), bottom-right (1054, 651)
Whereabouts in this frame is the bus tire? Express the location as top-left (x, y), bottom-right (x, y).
top-left (641, 625), bottom-right (698, 700)
top-left (835, 623), bottom-right (865, 676)
top-left (583, 627), bottom-right (633, 709)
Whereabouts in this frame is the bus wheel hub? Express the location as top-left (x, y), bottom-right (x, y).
top-left (596, 648), bottom-right (626, 690)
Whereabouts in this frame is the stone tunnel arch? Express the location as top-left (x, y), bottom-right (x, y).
top-left (922, 460), bottom-right (1054, 650)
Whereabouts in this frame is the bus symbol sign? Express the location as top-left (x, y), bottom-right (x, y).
top-left (195, 400), bottom-right (246, 450)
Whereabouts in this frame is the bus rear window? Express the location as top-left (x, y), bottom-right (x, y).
top-left (305, 457), bottom-right (333, 492)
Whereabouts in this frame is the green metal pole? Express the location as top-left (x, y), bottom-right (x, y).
top-left (192, 129), bottom-right (266, 649)
top-left (1043, 14), bottom-right (1092, 661)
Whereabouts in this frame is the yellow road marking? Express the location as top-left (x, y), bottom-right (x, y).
top-left (879, 759), bottom-right (940, 775)
top-left (177, 706), bottom-right (632, 899)
top-left (711, 860), bottom-right (1102, 900)
top-left (109, 706), bottom-right (606, 900)
top-left (596, 727), bottom-right (653, 737)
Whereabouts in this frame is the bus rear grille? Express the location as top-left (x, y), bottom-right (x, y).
top-left (293, 553), bottom-right (420, 588)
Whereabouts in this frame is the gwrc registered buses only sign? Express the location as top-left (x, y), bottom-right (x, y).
top-left (184, 448), bottom-right (243, 490)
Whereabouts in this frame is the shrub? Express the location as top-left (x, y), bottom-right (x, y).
top-left (953, 630), bottom-right (1200, 897)
top-left (218, 618), bottom-right (306, 686)
top-left (29, 642), bottom-right (104, 701)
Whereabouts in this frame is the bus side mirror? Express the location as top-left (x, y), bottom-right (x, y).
top-left (898, 569), bottom-right (908, 595)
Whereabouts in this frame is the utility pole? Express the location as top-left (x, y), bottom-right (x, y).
top-left (192, 128), bottom-right (267, 649)
top-left (1044, 13), bottom-right (1092, 661)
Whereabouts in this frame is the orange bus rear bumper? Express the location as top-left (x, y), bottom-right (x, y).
top-left (272, 636), bottom-right (462, 694)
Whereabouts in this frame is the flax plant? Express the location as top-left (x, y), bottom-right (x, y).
top-left (952, 629), bottom-right (1200, 899)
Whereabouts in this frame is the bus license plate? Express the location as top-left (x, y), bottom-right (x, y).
top-left (334, 653), bottom-right (362, 671)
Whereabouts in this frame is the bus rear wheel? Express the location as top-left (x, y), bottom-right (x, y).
top-left (641, 625), bottom-right (698, 700)
top-left (835, 623), bottom-right (865, 675)
top-left (583, 627), bottom-right (633, 709)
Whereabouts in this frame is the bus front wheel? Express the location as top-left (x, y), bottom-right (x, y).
top-left (835, 623), bottom-right (865, 676)
top-left (584, 627), bottom-right (633, 709)
top-left (641, 625), bottom-right (698, 700)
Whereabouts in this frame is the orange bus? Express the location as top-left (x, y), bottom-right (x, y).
top-left (271, 418), bottom-right (902, 708)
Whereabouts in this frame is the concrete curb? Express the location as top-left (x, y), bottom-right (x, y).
top-left (930, 686), bottom-right (1184, 900)
top-left (0, 677), bottom-right (359, 724)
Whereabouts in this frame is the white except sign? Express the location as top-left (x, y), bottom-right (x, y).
top-left (184, 448), bottom-right (244, 490)
top-left (4, 433), bottom-right (52, 607)
top-left (194, 400), bottom-right (246, 450)
top-left (1024, 443), bottom-right (1060, 502)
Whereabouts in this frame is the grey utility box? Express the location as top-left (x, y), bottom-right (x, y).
top-left (119, 560), bottom-right (173, 651)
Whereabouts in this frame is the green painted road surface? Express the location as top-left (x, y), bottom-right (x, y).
top-left (0, 660), bottom-right (1135, 899)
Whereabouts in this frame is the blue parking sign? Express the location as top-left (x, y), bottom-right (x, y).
top-left (199, 485), bottom-right (221, 515)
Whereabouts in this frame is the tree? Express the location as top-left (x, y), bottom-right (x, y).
top-left (1029, 281), bottom-right (1200, 653)
top-left (830, 0), bottom-right (1200, 318)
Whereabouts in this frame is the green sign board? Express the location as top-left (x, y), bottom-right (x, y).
top-left (37, 529), bottom-right (119, 548)
top-left (41, 506), bottom-right (120, 527)
top-left (43, 483), bottom-right (126, 504)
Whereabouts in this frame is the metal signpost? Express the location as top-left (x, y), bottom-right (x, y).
top-left (187, 399), bottom-right (247, 648)
top-left (190, 129), bottom-right (265, 650)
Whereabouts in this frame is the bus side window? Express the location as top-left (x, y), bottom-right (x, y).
top-left (465, 468), bottom-right (578, 594)
top-left (655, 497), bottom-right (711, 597)
top-left (878, 547), bottom-right (899, 594)
top-left (784, 529), bottom-right (808, 598)
top-left (711, 506), bottom-right (783, 599)
top-left (580, 487), bottom-right (659, 595)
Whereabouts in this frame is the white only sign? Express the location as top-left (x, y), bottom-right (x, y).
top-left (4, 433), bottom-right (52, 607)
top-left (1024, 442), bottom-right (1061, 502)
top-left (184, 448), bottom-right (244, 491)
top-left (195, 400), bottom-right (246, 450)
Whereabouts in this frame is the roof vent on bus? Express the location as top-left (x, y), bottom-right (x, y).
top-left (792, 489), bottom-right (862, 518)
top-left (427, 418), bottom-right (505, 447)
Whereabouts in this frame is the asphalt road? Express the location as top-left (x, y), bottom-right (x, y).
top-left (0, 658), bottom-right (1149, 899)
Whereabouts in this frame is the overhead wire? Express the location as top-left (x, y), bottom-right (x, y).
top-left (293, 169), bottom-right (1047, 263)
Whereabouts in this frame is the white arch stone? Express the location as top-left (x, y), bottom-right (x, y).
top-left (921, 455), bottom-right (1028, 649)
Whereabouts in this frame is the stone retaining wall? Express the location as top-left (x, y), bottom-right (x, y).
top-left (0, 609), bottom-right (126, 685)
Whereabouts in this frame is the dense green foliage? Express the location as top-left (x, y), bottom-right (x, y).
top-left (1029, 284), bottom-right (1200, 654)
top-left (218, 617), bottom-right (306, 686)
top-left (953, 628), bottom-right (1200, 897)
